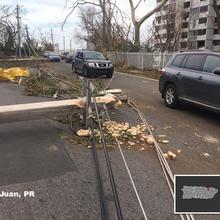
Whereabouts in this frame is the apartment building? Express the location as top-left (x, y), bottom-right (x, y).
top-left (154, 0), bottom-right (220, 51)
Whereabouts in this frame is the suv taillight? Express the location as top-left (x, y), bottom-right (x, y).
top-left (160, 68), bottom-right (165, 76)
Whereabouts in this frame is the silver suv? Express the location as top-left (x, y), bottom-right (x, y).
top-left (159, 51), bottom-right (220, 112)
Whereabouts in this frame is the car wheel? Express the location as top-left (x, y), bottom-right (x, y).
top-left (164, 84), bottom-right (179, 108)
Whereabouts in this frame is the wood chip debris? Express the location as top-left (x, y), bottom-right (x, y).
top-left (161, 140), bottom-right (170, 144)
top-left (158, 135), bottom-right (166, 138)
top-left (163, 153), bottom-right (169, 159)
top-left (77, 129), bottom-right (91, 137)
top-left (201, 152), bottom-right (210, 158)
top-left (164, 151), bottom-right (177, 160)
top-left (168, 151), bottom-right (177, 160)
top-left (101, 121), bottom-right (155, 149)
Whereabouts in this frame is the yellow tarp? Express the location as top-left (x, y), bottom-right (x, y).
top-left (0, 67), bottom-right (29, 81)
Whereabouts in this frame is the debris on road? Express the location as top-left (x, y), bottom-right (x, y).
top-left (77, 129), bottom-right (91, 137)
top-left (102, 121), bottom-right (154, 149)
top-left (163, 151), bottom-right (177, 160)
top-left (158, 135), bottom-right (166, 138)
top-left (201, 152), bottom-right (211, 158)
top-left (163, 153), bottom-right (169, 159)
top-left (0, 67), bottom-right (29, 81)
top-left (24, 68), bottom-right (81, 97)
top-left (161, 140), bottom-right (170, 144)
top-left (164, 125), bottom-right (171, 130)
top-left (146, 135), bottom-right (154, 145)
top-left (167, 151), bottom-right (177, 160)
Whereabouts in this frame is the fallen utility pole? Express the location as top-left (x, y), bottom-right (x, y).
top-left (0, 94), bottom-right (121, 124)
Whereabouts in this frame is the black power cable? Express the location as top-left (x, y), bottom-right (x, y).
top-left (89, 120), bottom-right (109, 220)
top-left (92, 93), bottom-right (123, 220)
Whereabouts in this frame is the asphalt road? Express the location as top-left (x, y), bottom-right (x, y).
top-left (111, 71), bottom-right (220, 175)
top-left (0, 62), bottom-right (219, 220)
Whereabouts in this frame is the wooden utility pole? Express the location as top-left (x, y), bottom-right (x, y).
top-left (63, 36), bottom-right (66, 51)
top-left (70, 39), bottom-right (72, 52)
top-left (16, 4), bottom-right (22, 57)
top-left (25, 25), bottom-right (31, 56)
top-left (51, 28), bottom-right (54, 51)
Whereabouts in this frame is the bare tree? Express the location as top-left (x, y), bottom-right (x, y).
top-left (75, 5), bottom-right (132, 51)
top-left (64, 0), bottom-right (131, 51)
top-left (152, 6), bottom-right (184, 52)
top-left (63, 0), bottom-right (113, 49)
top-left (0, 5), bottom-right (17, 54)
top-left (128, 0), bottom-right (168, 49)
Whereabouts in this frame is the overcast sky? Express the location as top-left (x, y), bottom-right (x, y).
top-left (1, 0), bottom-right (156, 50)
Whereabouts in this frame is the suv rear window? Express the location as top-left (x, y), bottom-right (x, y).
top-left (203, 55), bottom-right (220, 73)
top-left (184, 54), bottom-right (206, 71)
top-left (171, 55), bottom-right (186, 68)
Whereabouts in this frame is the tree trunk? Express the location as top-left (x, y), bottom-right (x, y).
top-left (102, 0), bottom-right (106, 49)
top-left (134, 23), bottom-right (140, 50)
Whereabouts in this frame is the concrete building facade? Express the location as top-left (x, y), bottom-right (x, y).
top-left (154, 0), bottom-right (220, 51)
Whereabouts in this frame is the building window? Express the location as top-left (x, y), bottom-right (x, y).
top-left (200, 5), bottom-right (208, 13)
top-left (214, 29), bottom-right (219, 34)
top-left (184, 2), bottom-right (190, 8)
top-left (197, 29), bottom-right (206, 35)
top-left (181, 42), bottom-right (187, 48)
top-left (182, 22), bottom-right (189, 28)
top-left (199, 17), bottom-right (207, 24)
top-left (197, 40), bottom-right (205, 48)
top-left (183, 12), bottom-right (190, 21)
top-left (213, 40), bottom-right (220, 46)
top-left (182, 32), bottom-right (188, 38)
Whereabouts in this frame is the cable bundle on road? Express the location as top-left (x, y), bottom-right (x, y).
top-left (81, 77), bottom-right (196, 220)
top-left (84, 79), bottom-right (123, 220)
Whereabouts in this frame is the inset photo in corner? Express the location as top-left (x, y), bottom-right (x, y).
top-left (174, 175), bottom-right (220, 214)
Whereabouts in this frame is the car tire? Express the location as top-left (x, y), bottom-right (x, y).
top-left (164, 84), bottom-right (179, 108)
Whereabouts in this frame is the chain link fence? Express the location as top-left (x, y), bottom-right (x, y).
top-left (107, 52), bottom-right (174, 69)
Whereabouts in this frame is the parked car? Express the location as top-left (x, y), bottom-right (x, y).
top-left (48, 53), bottom-right (61, 62)
top-left (43, 51), bottom-right (50, 58)
top-left (73, 50), bottom-right (113, 78)
top-left (65, 53), bottom-right (75, 63)
top-left (159, 51), bottom-right (220, 112)
top-left (61, 52), bottom-right (69, 61)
